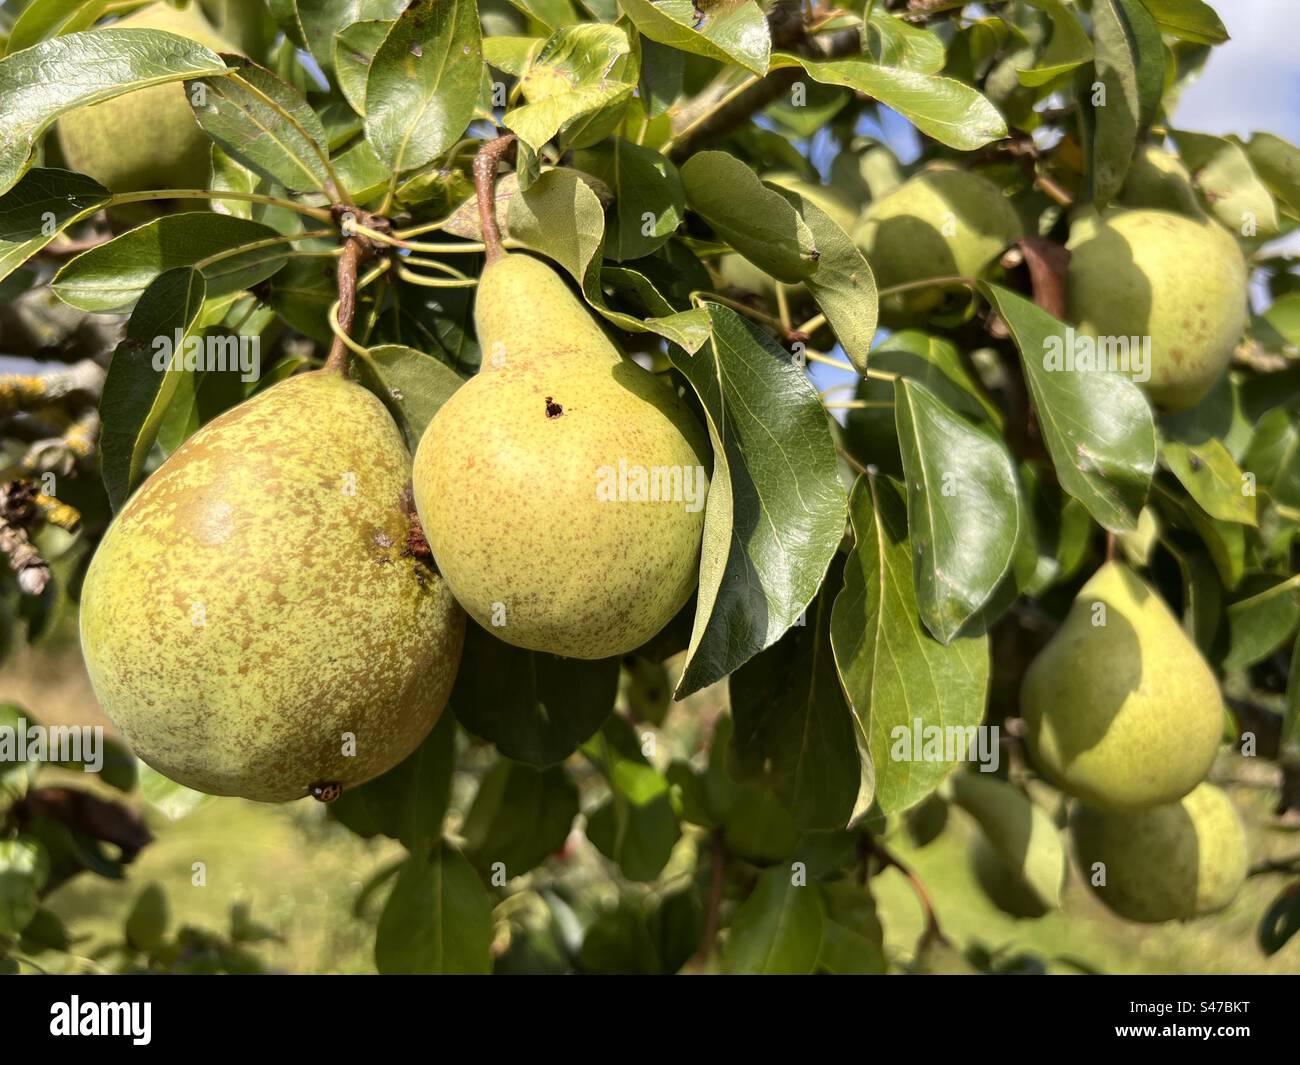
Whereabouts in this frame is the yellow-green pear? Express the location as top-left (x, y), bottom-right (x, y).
top-left (1067, 209), bottom-right (1248, 411)
top-left (80, 372), bottom-right (464, 802)
top-left (1020, 562), bottom-right (1224, 812)
top-left (412, 253), bottom-right (710, 660)
top-left (56, 2), bottom-right (231, 195)
top-left (970, 835), bottom-right (1051, 919)
top-left (1071, 783), bottom-right (1247, 922)
top-left (1119, 145), bottom-right (1205, 217)
top-left (853, 167), bottom-right (1022, 326)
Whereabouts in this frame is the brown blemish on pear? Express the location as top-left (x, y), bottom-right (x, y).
top-left (79, 372), bottom-right (465, 802)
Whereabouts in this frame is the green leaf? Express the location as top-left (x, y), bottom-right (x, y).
top-left (1283, 637), bottom-right (1300, 763)
top-left (617, 0), bottom-right (770, 76)
top-left (831, 475), bottom-right (989, 814)
top-left (1083, 0), bottom-right (1164, 205)
top-left (1223, 575), bottom-right (1300, 671)
top-left (463, 761), bottom-right (579, 878)
top-left (1170, 129), bottom-right (1279, 237)
top-left (187, 56), bottom-right (332, 194)
top-left (666, 305), bottom-right (846, 697)
top-left (124, 882), bottom-right (169, 952)
top-left (1243, 408), bottom-right (1300, 511)
top-left (572, 137), bottom-right (684, 261)
top-left (1142, 0), bottom-right (1229, 44)
top-left (375, 844), bottom-right (493, 975)
top-left (723, 865), bottom-right (824, 974)
top-left (578, 897), bottom-right (663, 974)
top-left (681, 151), bottom-right (819, 283)
top-left (895, 378), bottom-right (1021, 642)
top-left (863, 10), bottom-right (946, 74)
top-left (729, 566), bottom-right (862, 830)
top-left (817, 881), bottom-right (887, 974)
top-left (772, 53), bottom-right (1007, 151)
top-left (0, 27), bottom-right (229, 196)
top-left (352, 344), bottom-right (464, 453)
top-left (983, 283), bottom-right (1156, 533)
top-left (1163, 437), bottom-right (1255, 526)
top-left (333, 19), bottom-right (392, 116)
top-left (1152, 476), bottom-right (1244, 588)
top-left (0, 704), bottom-right (39, 801)
top-left (53, 212), bottom-right (288, 313)
top-left (1019, 0), bottom-right (1092, 86)
top-left (0, 167), bottom-right (109, 281)
top-left (98, 267), bottom-right (207, 510)
top-left (327, 711), bottom-right (457, 854)
top-left (450, 621), bottom-right (619, 766)
top-left (0, 837), bottom-right (48, 937)
top-left (6, 0), bottom-right (121, 55)
top-left (950, 772), bottom-right (1065, 911)
top-left (138, 763), bottom-right (214, 820)
top-left (508, 166), bottom-right (709, 350)
top-left (1245, 132), bottom-right (1300, 218)
top-left (504, 24), bottom-right (636, 152)
top-left (638, 37), bottom-right (684, 117)
top-left (292, 0), bottom-right (409, 74)
top-left (363, 0), bottom-right (481, 176)
top-left (583, 716), bottom-right (680, 881)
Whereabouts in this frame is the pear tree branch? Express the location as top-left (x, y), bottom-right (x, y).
top-left (473, 133), bottom-right (518, 265)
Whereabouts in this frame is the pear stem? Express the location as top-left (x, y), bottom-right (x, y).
top-left (324, 237), bottom-right (366, 375)
top-left (474, 133), bottom-right (518, 265)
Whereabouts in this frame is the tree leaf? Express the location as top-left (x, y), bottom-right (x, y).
top-left (504, 24), bottom-right (636, 152)
top-left (187, 56), bottom-right (333, 194)
top-left (1082, 0), bottom-right (1164, 206)
top-left (333, 19), bottom-right (393, 116)
top-left (1019, 0), bottom-right (1092, 87)
top-left (1142, 0), bottom-right (1229, 45)
top-left (983, 283), bottom-right (1156, 533)
top-left (463, 761), bottom-right (578, 879)
top-left (572, 137), bottom-right (684, 261)
top-left (53, 212), bottom-right (288, 314)
top-left (772, 53), bottom-right (1007, 151)
top-left (450, 621), bottom-right (619, 766)
top-left (1163, 436), bottom-right (1256, 526)
top-left (363, 0), bottom-right (482, 176)
top-left (352, 344), bottom-right (464, 452)
top-left (1223, 575), bottom-right (1300, 671)
top-left (830, 475), bottom-right (989, 814)
top-left (729, 563), bottom-right (862, 830)
top-left (895, 378), bottom-right (1021, 642)
top-left (6, 0), bottom-right (121, 55)
top-left (582, 716), bottom-right (680, 881)
top-left (667, 304), bottom-right (846, 697)
top-left (950, 772), bottom-right (1065, 911)
top-left (375, 844), bottom-right (493, 974)
top-left (723, 865), bottom-right (824, 974)
top-left (0, 167), bottom-right (109, 283)
top-left (1169, 129), bottom-right (1279, 238)
top-left (1245, 132), bottom-right (1300, 218)
top-left (292, 0), bottom-right (409, 74)
top-left (863, 10), bottom-right (946, 74)
top-left (98, 267), bottom-right (207, 510)
top-left (617, 0), bottom-right (770, 76)
top-left (0, 27), bottom-right (229, 197)
top-left (327, 711), bottom-right (458, 854)
top-left (817, 881), bottom-right (887, 974)
top-left (0, 837), bottom-right (49, 937)
top-left (681, 150), bottom-right (819, 282)
top-left (124, 882), bottom-right (169, 952)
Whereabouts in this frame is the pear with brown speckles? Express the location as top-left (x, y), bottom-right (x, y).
top-left (412, 253), bottom-right (710, 659)
top-left (79, 372), bottom-right (465, 802)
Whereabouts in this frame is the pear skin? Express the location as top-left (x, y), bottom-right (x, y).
top-left (80, 372), bottom-right (464, 802)
top-left (1020, 562), bottom-right (1224, 811)
top-left (56, 2), bottom-right (231, 195)
top-left (1072, 783), bottom-right (1247, 922)
top-left (1067, 209), bottom-right (1248, 411)
top-left (412, 253), bottom-right (710, 660)
top-left (853, 168), bottom-right (1021, 326)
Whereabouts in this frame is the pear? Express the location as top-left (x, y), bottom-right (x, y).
top-left (853, 167), bottom-right (1022, 326)
top-left (56, 2), bottom-right (231, 196)
top-left (412, 253), bottom-right (710, 660)
top-left (1071, 783), bottom-right (1247, 923)
top-left (80, 372), bottom-right (464, 802)
top-left (1067, 209), bottom-right (1248, 411)
top-left (1020, 562), bottom-right (1224, 812)
top-left (1119, 145), bottom-right (1205, 217)
top-left (970, 835), bottom-right (1051, 919)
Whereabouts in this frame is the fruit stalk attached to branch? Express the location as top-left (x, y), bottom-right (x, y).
top-left (473, 133), bottom-right (518, 265)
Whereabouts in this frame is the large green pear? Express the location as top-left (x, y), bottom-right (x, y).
top-left (56, 2), bottom-right (231, 195)
top-left (1071, 783), bottom-right (1247, 922)
top-left (80, 372), bottom-right (464, 802)
top-left (1020, 562), bottom-right (1224, 811)
top-left (1067, 209), bottom-right (1247, 411)
top-left (412, 253), bottom-right (710, 660)
top-left (853, 167), bottom-right (1022, 325)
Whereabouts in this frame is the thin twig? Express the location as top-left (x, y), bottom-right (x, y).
top-left (324, 238), bottom-right (366, 375)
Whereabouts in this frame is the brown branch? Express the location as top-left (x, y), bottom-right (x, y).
top-left (324, 237), bottom-right (365, 375)
top-left (473, 133), bottom-right (518, 265)
top-left (689, 829), bottom-right (728, 970)
top-left (865, 834), bottom-right (948, 948)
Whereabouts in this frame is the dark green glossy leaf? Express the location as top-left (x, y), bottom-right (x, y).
top-left (723, 865), bottom-right (824, 974)
top-left (572, 137), bottom-right (684, 261)
top-left (375, 844), bottom-right (493, 974)
top-left (1223, 575), bottom-right (1300, 671)
top-left (618, 0), bottom-right (770, 76)
top-left (352, 343), bottom-right (464, 453)
top-left (0, 168), bottom-right (109, 282)
top-left (463, 761), bottom-right (578, 878)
